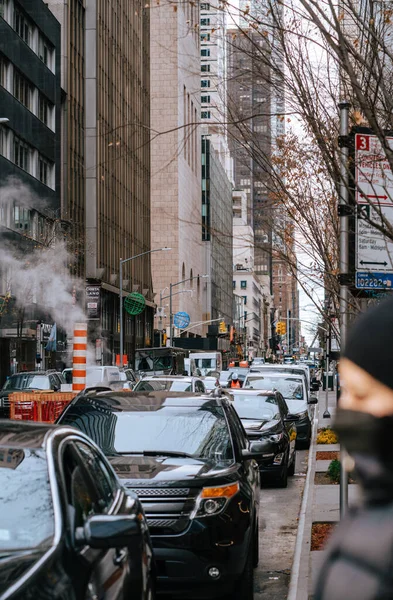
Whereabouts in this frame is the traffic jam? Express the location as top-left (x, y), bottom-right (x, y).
top-left (0, 347), bottom-right (320, 600)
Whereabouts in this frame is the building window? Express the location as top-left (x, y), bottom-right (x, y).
top-left (201, 111), bottom-right (211, 119)
top-left (0, 0), bottom-right (6, 20)
top-left (242, 296), bottom-right (247, 305)
top-left (201, 95), bottom-right (210, 103)
top-left (201, 18), bottom-right (210, 25)
top-left (200, 33), bottom-right (210, 41)
top-left (39, 94), bottom-right (52, 127)
top-left (14, 136), bottom-right (30, 172)
top-left (38, 155), bottom-right (52, 186)
top-left (201, 3), bottom-right (210, 9)
top-left (233, 281), bottom-right (236, 289)
top-left (0, 55), bottom-right (7, 88)
top-left (13, 206), bottom-right (30, 232)
top-left (241, 280), bottom-right (247, 289)
top-left (201, 79), bottom-right (210, 88)
top-left (201, 48), bottom-right (210, 57)
top-left (14, 5), bottom-right (31, 45)
top-left (0, 125), bottom-right (7, 156)
top-left (13, 70), bottom-right (31, 109)
top-left (201, 64), bottom-right (210, 72)
top-left (38, 35), bottom-right (53, 69)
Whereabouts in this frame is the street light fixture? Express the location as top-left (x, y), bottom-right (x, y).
top-left (119, 247), bottom-right (171, 364)
top-left (169, 274), bottom-right (209, 346)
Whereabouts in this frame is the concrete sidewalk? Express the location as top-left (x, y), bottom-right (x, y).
top-left (288, 388), bottom-right (361, 600)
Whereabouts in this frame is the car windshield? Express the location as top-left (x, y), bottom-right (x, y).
top-left (2, 375), bottom-right (50, 391)
top-left (60, 401), bottom-right (234, 461)
top-left (245, 377), bottom-right (304, 399)
top-left (231, 395), bottom-right (280, 420)
top-left (135, 380), bottom-right (192, 392)
top-left (0, 448), bottom-right (55, 551)
top-left (194, 359), bottom-right (214, 369)
top-left (135, 352), bottom-right (173, 372)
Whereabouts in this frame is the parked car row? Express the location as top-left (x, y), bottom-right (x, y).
top-left (0, 358), bottom-right (319, 599)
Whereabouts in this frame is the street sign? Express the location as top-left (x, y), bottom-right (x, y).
top-left (355, 133), bottom-right (393, 288)
top-left (173, 311), bottom-right (190, 328)
top-left (309, 347), bottom-right (322, 353)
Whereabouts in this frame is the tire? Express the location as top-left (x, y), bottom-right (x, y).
top-left (288, 450), bottom-right (296, 476)
top-left (277, 463), bottom-right (288, 488)
top-left (229, 544), bottom-right (254, 600)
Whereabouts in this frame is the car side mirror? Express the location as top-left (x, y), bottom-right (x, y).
top-left (75, 515), bottom-right (139, 549)
top-left (308, 396), bottom-right (318, 404)
top-left (284, 414), bottom-right (300, 422)
top-left (242, 439), bottom-right (272, 460)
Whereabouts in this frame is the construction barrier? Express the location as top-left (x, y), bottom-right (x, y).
top-left (9, 391), bottom-right (78, 423)
top-left (72, 322), bottom-right (87, 392)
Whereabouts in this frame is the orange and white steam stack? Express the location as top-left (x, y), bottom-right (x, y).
top-left (72, 322), bottom-right (87, 392)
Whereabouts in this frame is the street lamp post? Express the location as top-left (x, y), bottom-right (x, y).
top-left (119, 247), bottom-right (171, 365)
top-left (159, 289), bottom-right (192, 347)
top-left (168, 275), bottom-right (209, 346)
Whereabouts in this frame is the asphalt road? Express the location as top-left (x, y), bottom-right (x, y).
top-left (254, 449), bottom-right (308, 600)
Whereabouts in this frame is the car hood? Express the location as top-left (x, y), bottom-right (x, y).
top-left (0, 548), bottom-right (48, 591)
top-left (284, 399), bottom-right (308, 415)
top-left (107, 455), bottom-right (237, 487)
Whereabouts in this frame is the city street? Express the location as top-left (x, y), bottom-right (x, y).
top-left (255, 450), bottom-right (308, 599)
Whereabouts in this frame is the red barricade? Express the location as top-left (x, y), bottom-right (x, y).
top-left (9, 391), bottom-right (77, 423)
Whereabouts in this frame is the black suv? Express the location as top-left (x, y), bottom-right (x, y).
top-left (58, 391), bottom-right (262, 599)
top-left (0, 371), bottom-right (65, 418)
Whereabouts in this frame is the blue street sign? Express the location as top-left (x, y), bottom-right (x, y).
top-left (356, 271), bottom-right (393, 290)
top-left (173, 311), bottom-right (190, 328)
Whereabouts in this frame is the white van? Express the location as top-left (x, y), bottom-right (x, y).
top-left (85, 366), bottom-right (121, 387)
top-left (189, 352), bottom-right (222, 376)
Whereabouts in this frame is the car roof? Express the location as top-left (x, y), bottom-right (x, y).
top-left (0, 420), bottom-right (57, 449)
top-left (140, 375), bottom-right (196, 380)
top-left (8, 371), bottom-right (50, 376)
top-left (228, 389), bottom-right (277, 396)
top-left (247, 372), bottom-right (303, 380)
top-left (68, 390), bottom-right (223, 412)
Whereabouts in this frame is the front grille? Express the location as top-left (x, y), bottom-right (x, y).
top-left (127, 486), bottom-right (198, 535)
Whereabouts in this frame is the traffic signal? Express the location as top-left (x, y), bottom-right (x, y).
top-left (219, 321), bottom-right (227, 334)
top-left (276, 321), bottom-right (287, 335)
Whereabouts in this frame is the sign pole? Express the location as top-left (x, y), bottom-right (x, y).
top-left (119, 258), bottom-right (124, 365)
top-left (338, 100), bottom-right (350, 517)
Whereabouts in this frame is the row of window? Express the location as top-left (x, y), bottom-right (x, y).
top-left (0, 127), bottom-right (54, 188)
top-left (233, 281), bottom-right (248, 289)
top-left (0, 1), bottom-right (55, 72)
top-left (0, 204), bottom-right (55, 242)
top-left (0, 56), bottom-right (54, 130)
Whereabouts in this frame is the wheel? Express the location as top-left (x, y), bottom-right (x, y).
top-left (276, 463), bottom-right (288, 488)
top-left (288, 450), bottom-right (296, 476)
top-left (228, 544), bottom-right (254, 600)
top-left (253, 520), bottom-right (259, 568)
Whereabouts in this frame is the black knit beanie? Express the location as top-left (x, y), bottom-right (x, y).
top-left (343, 296), bottom-right (393, 390)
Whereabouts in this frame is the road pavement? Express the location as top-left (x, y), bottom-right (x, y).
top-left (254, 449), bottom-right (308, 599)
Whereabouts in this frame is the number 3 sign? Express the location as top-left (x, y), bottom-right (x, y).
top-left (356, 134), bottom-right (370, 151)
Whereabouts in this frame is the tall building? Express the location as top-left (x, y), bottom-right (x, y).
top-left (227, 30), bottom-right (273, 283)
top-left (0, 0), bottom-right (62, 375)
top-left (202, 136), bottom-right (233, 326)
top-left (83, 0), bottom-right (152, 362)
top-left (150, 0), bottom-right (207, 338)
top-left (47, 0), bottom-right (85, 278)
top-left (232, 188), bottom-right (272, 356)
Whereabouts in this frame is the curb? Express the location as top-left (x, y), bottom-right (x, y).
top-left (287, 399), bottom-right (320, 600)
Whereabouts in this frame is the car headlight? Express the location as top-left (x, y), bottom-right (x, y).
top-left (269, 432), bottom-right (284, 442)
top-left (192, 482), bottom-right (240, 518)
top-left (296, 410), bottom-right (308, 420)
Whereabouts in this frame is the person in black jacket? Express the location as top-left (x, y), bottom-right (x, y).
top-left (315, 297), bottom-right (393, 600)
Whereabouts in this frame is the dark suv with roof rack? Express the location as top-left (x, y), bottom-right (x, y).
top-left (58, 390), bottom-right (263, 600)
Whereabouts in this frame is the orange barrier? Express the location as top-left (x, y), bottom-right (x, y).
top-left (9, 391), bottom-right (78, 423)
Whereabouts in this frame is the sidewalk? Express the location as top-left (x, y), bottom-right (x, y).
top-left (288, 388), bottom-right (361, 600)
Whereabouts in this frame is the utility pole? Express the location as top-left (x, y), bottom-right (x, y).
top-left (338, 100), bottom-right (351, 517)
